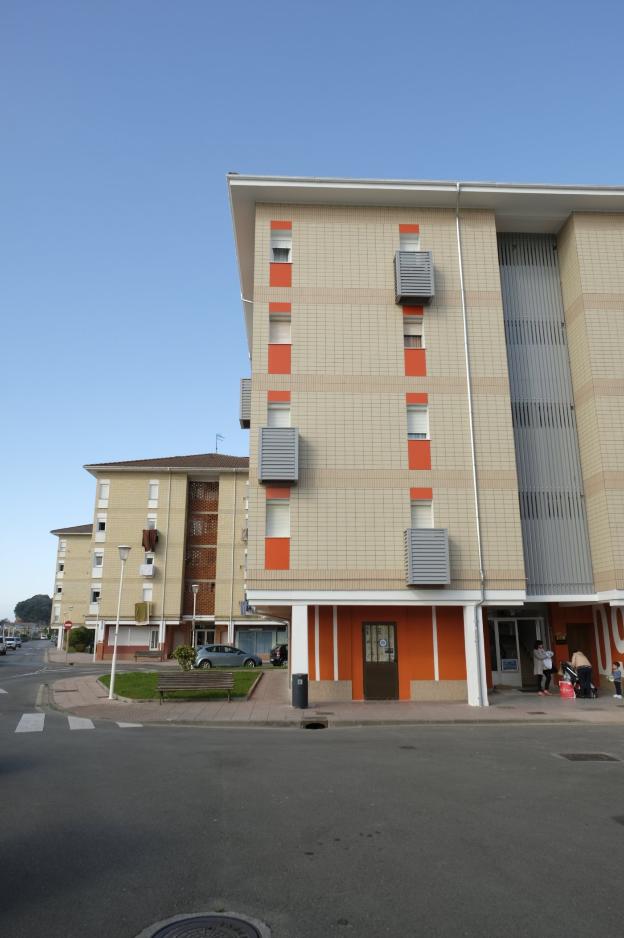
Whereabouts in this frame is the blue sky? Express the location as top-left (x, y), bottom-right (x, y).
top-left (1, 0), bottom-right (623, 619)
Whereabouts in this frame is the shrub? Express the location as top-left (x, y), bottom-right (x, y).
top-left (173, 644), bottom-right (195, 672)
top-left (68, 626), bottom-right (91, 651)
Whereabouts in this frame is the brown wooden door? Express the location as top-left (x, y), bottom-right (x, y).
top-left (363, 623), bottom-right (398, 700)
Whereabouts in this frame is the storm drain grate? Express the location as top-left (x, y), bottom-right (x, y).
top-left (558, 753), bottom-right (620, 762)
top-left (301, 719), bottom-right (328, 729)
top-left (527, 711), bottom-right (546, 715)
top-left (148, 914), bottom-right (266, 937)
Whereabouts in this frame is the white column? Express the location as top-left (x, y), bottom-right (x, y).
top-left (158, 619), bottom-right (166, 646)
top-left (463, 604), bottom-right (489, 707)
top-left (291, 604), bottom-right (309, 675)
top-left (57, 627), bottom-right (63, 650)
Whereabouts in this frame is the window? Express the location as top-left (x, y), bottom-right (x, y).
top-left (59, 539), bottom-right (67, 552)
top-left (93, 553), bottom-right (103, 567)
top-left (58, 562), bottom-right (64, 573)
top-left (142, 585), bottom-right (153, 602)
top-left (53, 604), bottom-right (60, 623)
top-left (98, 481), bottom-right (110, 508)
top-left (407, 405), bottom-right (429, 440)
top-left (147, 513), bottom-right (157, 530)
top-left (270, 229), bottom-right (292, 263)
top-left (269, 317), bottom-right (291, 344)
top-left (144, 553), bottom-right (155, 566)
top-left (400, 232), bottom-right (420, 251)
top-left (149, 628), bottom-right (159, 651)
top-left (95, 514), bottom-right (107, 542)
top-left (266, 501), bottom-right (290, 538)
top-left (97, 519), bottom-right (106, 532)
top-left (267, 403), bottom-right (291, 428)
top-left (90, 588), bottom-right (101, 604)
top-left (411, 500), bottom-right (433, 528)
top-left (404, 318), bottom-right (424, 349)
top-left (56, 585), bottom-right (62, 595)
top-left (148, 481), bottom-right (159, 507)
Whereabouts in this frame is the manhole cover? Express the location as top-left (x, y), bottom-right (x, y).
top-left (558, 753), bottom-right (620, 762)
top-left (137, 912), bottom-right (270, 938)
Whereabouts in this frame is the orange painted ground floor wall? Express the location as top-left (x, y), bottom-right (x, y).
top-left (549, 603), bottom-right (624, 686)
top-left (304, 605), bottom-right (467, 701)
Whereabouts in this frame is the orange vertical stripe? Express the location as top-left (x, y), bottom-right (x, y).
top-left (318, 606), bottom-right (334, 680)
top-left (436, 607), bottom-right (467, 680)
top-left (337, 608), bottom-right (352, 683)
top-left (410, 487), bottom-right (433, 500)
top-left (264, 537), bottom-right (290, 570)
top-left (397, 607), bottom-right (435, 699)
top-left (271, 220), bottom-right (292, 229)
top-left (408, 440), bottom-right (431, 470)
top-left (268, 344), bottom-right (291, 374)
top-left (405, 348), bottom-right (427, 377)
top-left (399, 224), bottom-right (420, 233)
top-left (270, 263), bottom-right (292, 287)
top-left (266, 486), bottom-right (290, 500)
top-left (403, 305), bottom-right (424, 316)
top-left (267, 391), bottom-right (291, 402)
top-left (406, 392), bottom-right (428, 404)
top-left (269, 302), bottom-right (291, 313)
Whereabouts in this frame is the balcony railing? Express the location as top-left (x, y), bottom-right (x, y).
top-left (395, 251), bottom-right (435, 304)
top-left (258, 427), bottom-right (299, 482)
top-left (240, 377), bottom-right (251, 428)
top-left (404, 528), bottom-right (450, 585)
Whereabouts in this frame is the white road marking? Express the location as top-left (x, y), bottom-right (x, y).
top-left (68, 716), bottom-right (95, 730)
top-left (0, 688), bottom-right (7, 694)
top-left (15, 713), bottom-right (45, 733)
top-left (116, 722), bottom-right (143, 728)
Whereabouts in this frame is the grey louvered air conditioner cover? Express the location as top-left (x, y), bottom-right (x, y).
top-left (395, 251), bottom-right (435, 304)
top-left (239, 378), bottom-right (251, 428)
top-left (405, 528), bottom-right (450, 585)
top-left (258, 427), bottom-right (299, 482)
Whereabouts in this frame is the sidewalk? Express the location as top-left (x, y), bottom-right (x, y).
top-left (48, 673), bottom-right (624, 727)
top-left (47, 649), bottom-right (179, 667)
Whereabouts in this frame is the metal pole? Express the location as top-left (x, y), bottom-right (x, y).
top-left (93, 597), bottom-right (100, 663)
top-left (192, 590), bottom-right (197, 648)
top-left (108, 557), bottom-right (127, 700)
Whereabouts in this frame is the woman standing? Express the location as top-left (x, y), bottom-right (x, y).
top-left (570, 649), bottom-right (593, 699)
top-left (534, 640), bottom-right (554, 695)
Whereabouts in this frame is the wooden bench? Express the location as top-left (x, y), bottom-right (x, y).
top-left (134, 650), bottom-right (164, 663)
top-left (156, 671), bottom-right (235, 703)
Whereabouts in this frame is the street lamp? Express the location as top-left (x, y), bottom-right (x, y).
top-left (108, 545), bottom-right (131, 701)
top-left (92, 593), bottom-right (101, 663)
top-left (191, 584), bottom-right (199, 647)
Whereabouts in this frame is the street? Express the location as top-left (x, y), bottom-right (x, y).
top-left (2, 644), bottom-right (624, 937)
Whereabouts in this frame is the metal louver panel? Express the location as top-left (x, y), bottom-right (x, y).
top-left (395, 251), bottom-right (435, 304)
top-left (258, 427), bottom-right (299, 482)
top-left (404, 528), bottom-right (450, 585)
top-left (498, 233), bottom-right (593, 595)
top-left (239, 378), bottom-right (251, 428)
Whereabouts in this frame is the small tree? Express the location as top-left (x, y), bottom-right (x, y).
top-left (68, 625), bottom-right (92, 653)
top-left (173, 644), bottom-right (195, 672)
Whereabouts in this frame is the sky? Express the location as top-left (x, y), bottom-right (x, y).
top-left (1, 0), bottom-right (623, 619)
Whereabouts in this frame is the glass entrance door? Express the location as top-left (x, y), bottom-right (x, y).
top-left (489, 617), bottom-right (545, 687)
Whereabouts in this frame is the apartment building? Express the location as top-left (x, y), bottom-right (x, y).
top-left (229, 174), bottom-right (624, 706)
top-left (50, 453), bottom-right (285, 659)
top-left (50, 524), bottom-right (93, 646)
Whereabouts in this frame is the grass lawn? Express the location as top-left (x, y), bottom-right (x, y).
top-left (98, 670), bottom-right (259, 700)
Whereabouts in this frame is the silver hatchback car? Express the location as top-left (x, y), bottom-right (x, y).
top-left (194, 644), bottom-right (262, 669)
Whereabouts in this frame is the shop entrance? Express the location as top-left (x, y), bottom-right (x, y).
top-left (363, 623), bottom-right (398, 700)
top-left (489, 617), bottom-right (546, 687)
top-left (193, 628), bottom-right (215, 648)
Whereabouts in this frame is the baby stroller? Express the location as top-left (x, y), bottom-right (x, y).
top-left (561, 662), bottom-right (598, 698)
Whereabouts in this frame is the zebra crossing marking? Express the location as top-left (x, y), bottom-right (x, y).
top-left (116, 722), bottom-right (143, 728)
top-left (0, 688), bottom-right (7, 694)
top-left (68, 716), bottom-right (95, 730)
top-left (15, 713), bottom-right (45, 733)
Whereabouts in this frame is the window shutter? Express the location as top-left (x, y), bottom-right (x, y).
top-left (266, 502), bottom-right (290, 538)
top-left (411, 501), bottom-right (433, 528)
top-left (269, 319), bottom-right (291, 344)
top-left (407, 406), bottom-right (428, 437)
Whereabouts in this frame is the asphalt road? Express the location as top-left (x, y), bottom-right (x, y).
top-left (2, 644), bottom-right (624, 937)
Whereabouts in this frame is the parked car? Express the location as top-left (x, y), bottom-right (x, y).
top-left (0, 638), bottom-right (6, 656)
top-left (4, 637), bottom-right (16, 650)
top-left (270, 644), bottom-right (288, 667)
top-left (194, 644), bottom-right (262, 669)
top-left (14, 636), bottom-right (22, 648)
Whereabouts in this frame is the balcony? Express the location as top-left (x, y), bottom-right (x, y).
top-left (404, 528), bottom-right (450, 585)
top-left (395, 251), bottom-right (435, 304)
top-left (140, 564), bottom-right (155, 577)
top-left (258, 427), bottom-right (299, 482)
top-left (240, 378), bottom-right (251, 428)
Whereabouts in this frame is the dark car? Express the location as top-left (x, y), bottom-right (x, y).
top-left (270, 644), bottom-right (288, 667)
top-left (194, 644), bottom-right (262, 669)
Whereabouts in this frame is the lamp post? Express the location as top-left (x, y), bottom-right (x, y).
top-left (108, 545), bottom-right (131, 701)
top-left (93, 594), bottom-right (101, 663)
top-left (191, 583), bottom-right (199, 647)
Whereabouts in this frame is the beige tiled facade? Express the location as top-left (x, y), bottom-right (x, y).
top-left (246, 202), bottom-right (525, 595)
top-left (558, 213), bottom-right (624, 592)
top-left (50, 529), bottom-right (92, 631)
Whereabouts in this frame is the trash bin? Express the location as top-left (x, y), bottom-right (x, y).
top-left (292, 673), bottom-right (308, 709)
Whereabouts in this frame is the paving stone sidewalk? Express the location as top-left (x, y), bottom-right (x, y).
top-left (48, 672), bottom-right (624, 727)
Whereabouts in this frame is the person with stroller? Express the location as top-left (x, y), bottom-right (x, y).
top-left (570, 649), bottom-right (593, 699)
top-left (534, 640), bottom-right (554, 695)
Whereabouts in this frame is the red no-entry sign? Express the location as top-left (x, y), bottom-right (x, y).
top-left (64, 621), bottom-right (73, 630)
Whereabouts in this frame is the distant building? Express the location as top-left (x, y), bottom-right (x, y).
top-left (50, 454), bottom-right (285, 659)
